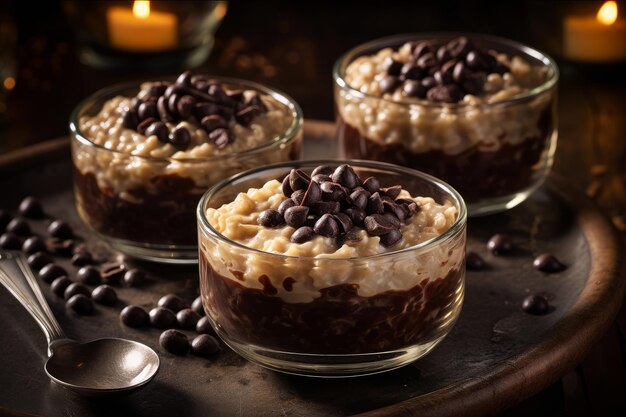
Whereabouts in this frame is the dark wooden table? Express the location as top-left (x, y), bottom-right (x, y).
top-left (1, 2), bottom-right (625, 415)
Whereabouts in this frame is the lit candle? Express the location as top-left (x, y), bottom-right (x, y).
top-left (107, 1), bottom-right (178, 52)
top-left (564, 1), bottom-right (626, 62)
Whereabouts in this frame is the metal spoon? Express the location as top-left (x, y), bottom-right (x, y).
top-left (0, 252), bottom-right (160, 396)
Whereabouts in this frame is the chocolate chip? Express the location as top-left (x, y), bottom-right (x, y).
top-left (191, 335), bottom-right (220, 357)
top-left (46, 238), bottom-right (74, 256)
top-left (176, 71), bottom-right (192, 86)
top-left (160, 329), bottom-right (189, 355)
top-left (150, 307), bottom-right (177, 329)
top-left (383, 57), bottom-right (403, 76)
top-left (427, 84), bottom-right (463, 103)
top-left (123, 268), bottom-right (146, 287)
top-left (39, 264), bottom-right (67, 284)
top-left (421, 76), bottom-right (437, 89)
top-left (157, 95), bottom-right (173, 122)
top-left (314, 214), bottom-right (339, 238)
top-left (412, 41), bottom-right (434, 58)
top-left (466, 251), bottom-right (487, 270)
top-left (92, 285), bottom-right (117, 305)
top-left (18, 197), bottom-right (44, 219)
top-left (380, 229), bottom-right (402, 247)
top-left (380, 75), bottom-right (400, 94)
top-left (122, 110), bottom-right (139, 129)
top-left (258, 209), bottom-right (284, 228)
top-left (164, 84), bottom-right (184, 98)
top-left (487, 234), bottom-right (513, 255)
top-left (349, 189), bottom-right (370, 210)
top-left (67, 294), bottom-right (93, 315)
top-left (385, 203), bottom-right (407, 222)
top-left (310, 201), bottom-right (340, 215)
top-left (6, 218), bottom-right (30, 236)
top-left (77, 265), bottom-right (101, 285)
top-left (278, 199), bottom-right (296, 216)
top-left (201, 114), bottom-right (228, 132)
top-left (417, 52), bottom-right (437, 69)
top-left (289, 169), bottom-right (310, 192)
top-left (64, 282), bottom-right (91, 300)
top-left (136, 117), bottom-right (156, 135)
top-left (403, 80), bottom-right (427, 98)
top-left (145, 122), bottom-right (169, 142)
top-left (436, 45), bottom-right (452, 63)
top-left (382, 212), bottom-right (401, 228)
top-left (144, 82), bottom-right (167, 98)
top-left (235, 105), bottom-right (260, 126)
top-left (301, 180), bottom-right (322, 206)
top-left (0, 233), bottom-right (22, 249)
top-left (367, 192), bottom-right (384, 215)
top-left (465, 50), bottom-right (488, 70)
top-left (452, 61), bottom-right (467, 82)
top-left (462, 72), bottom-right (486, 95)
top-left (191, 296), bottom-right (205, 317)
top-left (364, 214), bottom-right (397, 236)
top-left (176, 95), bottom-right (195, 118)
top-left (312, 174), bottom-right (332, 184)
top-left (533, 253), bottom-right (566, 273)
top-left (177, 308), bottom-right (201, 330)
top-left (291, 190), bottom-right (306, 205)
top-left (71, 251), bottom-right (94, 267)
top-left (51, 276), bottom-right (72, 298)
top-left (381, 185), bottom-right (402, 199)
top-left (280, 175), bottom-right (294, 197)
top-left (169, 126), bottom-right (192, 150)
top-left (447, 36), bottom-right (471, 58)
top-left (47, 220), bottom-right (73, 239)
top-left (120, 305), bottom-right (149, 328)
top-left (227, 89), bottom-right (244, 102)
top-left (100, 262), bottom-right (127, 285)
top-left (311, 165), bottom-right (335, 177)
top-left (196, 316), bottom-right (216, 335)
top-left (157, 294), bottom-right (188, 313)
top-left (137, 101), bottom-right (158, 121)
top-left (334, 212), bottom-right (353, 234)
top-left (320, 182), bottom-right (347, 202)
top-left (21, 236), bottom-right (46, 255)
top-left (284, 206), bottom-right (309, 228)
top-left (332, 165), bottom-right (359, 189)
top-left (344, 207), bottom-right (366, 227)
top-left (208, 128), bottom-right (230, 149)
top-left (291, 226), bottom-right (315, 244)
top-left (434, 70), bottom-right (453, 85)
top-left (522, 294), bottom-right (550, 315)
top-left (27, 251), bottom-right (53, 271)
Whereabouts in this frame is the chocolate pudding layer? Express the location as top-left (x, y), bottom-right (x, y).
top-left (200, 253), bottom-right (463, 354)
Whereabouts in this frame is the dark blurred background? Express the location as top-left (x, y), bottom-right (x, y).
top-left (0, 0), bottom-right (613, 152)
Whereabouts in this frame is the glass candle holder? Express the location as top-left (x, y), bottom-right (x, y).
top-left (334, 33), bottom-right (559, 216)
top-left (63, 1), bottom-right (228, 70)
top-left (70, 77), bottom-right (303, 263)
top-left (197, 160), bottom-right (467, 376)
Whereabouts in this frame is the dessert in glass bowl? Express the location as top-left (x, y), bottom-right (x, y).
top-left (197, 160), bottom-right (466, 376)
top-left (70, 72), bottom-right (303, 263)
top-left (334, 34), bottom-right (558, 215)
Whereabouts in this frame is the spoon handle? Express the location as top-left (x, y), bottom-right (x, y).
top-left (0, 251), bottom-right (66, 348)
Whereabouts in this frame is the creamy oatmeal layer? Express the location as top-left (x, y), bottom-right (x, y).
top-left (337, 39), bottom-right (555, 155)
top-left (201, 179), bottom-right (463, 303)
top-left (74, 83), bottom-right (295, 197)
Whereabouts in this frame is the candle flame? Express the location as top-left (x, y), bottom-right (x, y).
top-left (133, 0), bottom-right (150, 19)
top-left (597, 1), bottom-right (618, 26)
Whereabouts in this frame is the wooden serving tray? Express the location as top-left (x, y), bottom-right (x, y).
top-left (0, 121), bottom-right (623, 417)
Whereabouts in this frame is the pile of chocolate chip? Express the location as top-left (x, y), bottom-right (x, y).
top-left (380, 36), bottom-right (510, 103)
top-left (121, 71), bottom-right (268, 150)
top-left (257, 164), bottom-right (419, 247)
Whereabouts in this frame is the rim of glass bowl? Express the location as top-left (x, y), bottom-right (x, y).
top-left (69, 76), bottom-right (303, 163)
top-left (197, 159), bottom-right (467, 261)
top-left (333, 32), bottom-right (559, 110)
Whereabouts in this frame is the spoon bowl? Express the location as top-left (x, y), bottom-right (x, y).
top-left (45, 338), bottom-right (160, 396)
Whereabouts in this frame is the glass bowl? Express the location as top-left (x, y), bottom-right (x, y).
top-left (197, 160), bottom-right (466, 377)
top-left (334, 33), bottom-right (559, 216)
top-left (70, 77), bottom-right (303, 263)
